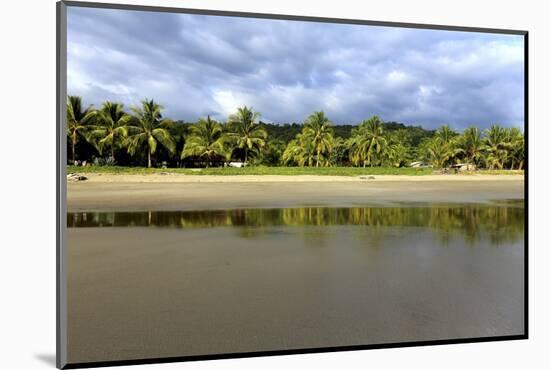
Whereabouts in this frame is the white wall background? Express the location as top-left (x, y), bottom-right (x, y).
top-left (1, 0), bottom-right (546, 369)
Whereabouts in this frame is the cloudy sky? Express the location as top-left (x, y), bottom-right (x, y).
top-left (67, 7), bottom-right (525, 130)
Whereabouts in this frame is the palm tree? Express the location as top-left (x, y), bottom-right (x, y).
top-left (483, 124), bottom-right (508, 169)
top-left (384, 131), bottom-right (411, 167)
top-left (505, 127), bottom-right (525, 169)
top-left (349, 115), bottom-right (387, 167)
top-left (282, 133), bottom-right (316, 167)
top-left (227, 106), bottom-right (267, 165)
top-left (303, 111), bottom-right (335, 167)
top-left (421, 137), bottom-right (453, 168)
top-left (66, 96), bottom-right (97, 164)
top-left (126, 99), bottom-right (176, 168)
top-left (329, 136), bottom-right (349, 166)
top-left (385, 142), bottom-right (410, 168)
top-left (435, 124), bottom-right (457, 144)
top-left (458, 125), bottom-right (483, 165)
top-left (87, 101), bottom-right (131, 163)
top-left (436, 125), bottom-right (460, 167)
top-left (181, 116), bottom-right (227, 166)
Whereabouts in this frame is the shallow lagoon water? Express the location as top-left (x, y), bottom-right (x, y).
top-left (67, 202), bottom-right (524, 363)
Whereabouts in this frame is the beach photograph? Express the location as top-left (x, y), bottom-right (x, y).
top-left (64, 4), bottom-right (525, 365)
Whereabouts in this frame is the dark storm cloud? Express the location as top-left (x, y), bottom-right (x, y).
top-left (67, 7), bottom-right (524, 130)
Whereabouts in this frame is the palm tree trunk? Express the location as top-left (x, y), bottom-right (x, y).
top-left (244, 150), bottom-right (248, 166)
top-left (148, 149), bottom-right (152, 168)
top-left (72, 132), bottom-right (76, 164)
top-left (111, 146), bottom-right (115, 163)
top-left (72, 142), bottom-right (76, 165)
top-left (316, 149), bottom-right (320, 168)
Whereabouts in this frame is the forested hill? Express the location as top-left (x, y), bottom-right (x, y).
top-left (257, 121), bottom-right (435, 146)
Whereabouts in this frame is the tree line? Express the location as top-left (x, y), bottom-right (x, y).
top-left (67, 96), bottom-right (524, 169)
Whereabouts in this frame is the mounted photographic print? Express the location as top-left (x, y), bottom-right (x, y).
top-left (57, 1), bottom-right (527, 368)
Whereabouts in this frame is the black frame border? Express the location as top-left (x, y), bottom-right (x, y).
top-left (56, 1), bottom-right (529, 369)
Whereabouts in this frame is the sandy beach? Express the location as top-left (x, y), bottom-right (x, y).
top-left (66, 173), bottom-right (525, 363)
top-left (69, 173), bottom-right (524, 183)
top-left (67, 174), bottom-right (524, 212)
top-left (67, 221), bottom-right (524, 363)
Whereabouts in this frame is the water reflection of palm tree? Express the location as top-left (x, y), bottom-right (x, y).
top-left (68, 205), bottom-right (524, 246)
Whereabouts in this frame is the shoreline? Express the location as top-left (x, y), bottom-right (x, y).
top-left (67, 175), bottom-right (525, 212)
top-left (70, 173), bottom-right (524, 183)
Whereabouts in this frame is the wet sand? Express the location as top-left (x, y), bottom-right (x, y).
top-left (67, 225), bottom-right (524, 363)
top-left (67, 175), bottom-right (524, 211)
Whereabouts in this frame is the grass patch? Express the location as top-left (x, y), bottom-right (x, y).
top-left (457, 169), bottom-right (524, 176)
top-left (67, 165), bottom-right (437, 176)
top-left (67, 166), bottom-right (524, 176)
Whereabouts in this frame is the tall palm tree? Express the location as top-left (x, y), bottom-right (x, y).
top-left (483, 124), bottom-right (508, 169)
top-left (458, 125), bottom-right (483, 165)
top-left (126, 99), bottom-right (176, 168)
top-left (227, 106), bottom-right (267, 165)
top-left (303, 111), bottom-right (335, 168)
top-left (349, 115), bottom-right (387, 167)
top-left (87, 101), bottom-right (131, 162)
top-left (66, 96), bottom-right (97, 164)
top-left (181, 116), bottom-right (227, 166)
top-left (435, 124), bottom-right (457, 144)
top-left (437, 125), bottom-right (461, 167)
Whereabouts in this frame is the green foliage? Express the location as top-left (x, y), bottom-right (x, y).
top-left (66, 96), bottom-right (97, 163)
top-left (68, 165), bottom-right (436, 176)
top-left (282, 133), bottom-right (316, 167)
top-left (457, 125), bottom-right (484, 165)
top-left (260, 122), bottom-right (302, 143)
top-left (505, 127), bottom-right (525, 170)
top-left (329, 137), bottom-right (349, 167)
top-left (483, 124), bottom-right (509, 169)
top-left (225, 106), bottom-right (267, 164)
top-left (419, 137), bottom-right (451, 168)
top-left (126, 99), bottom-right (176, 168)
top-left (349, 116), bottom-right (387, 167)
top-left (181, 116), bottom-right (227, 166)
top-left (303, 111), bottom-right (335, 167)
top-left (87, 101), bottom-right (131, 163)
top-left (67, 96), bottom-right (524, 171)
top-left (252, 139), bottom-right (286, 166)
